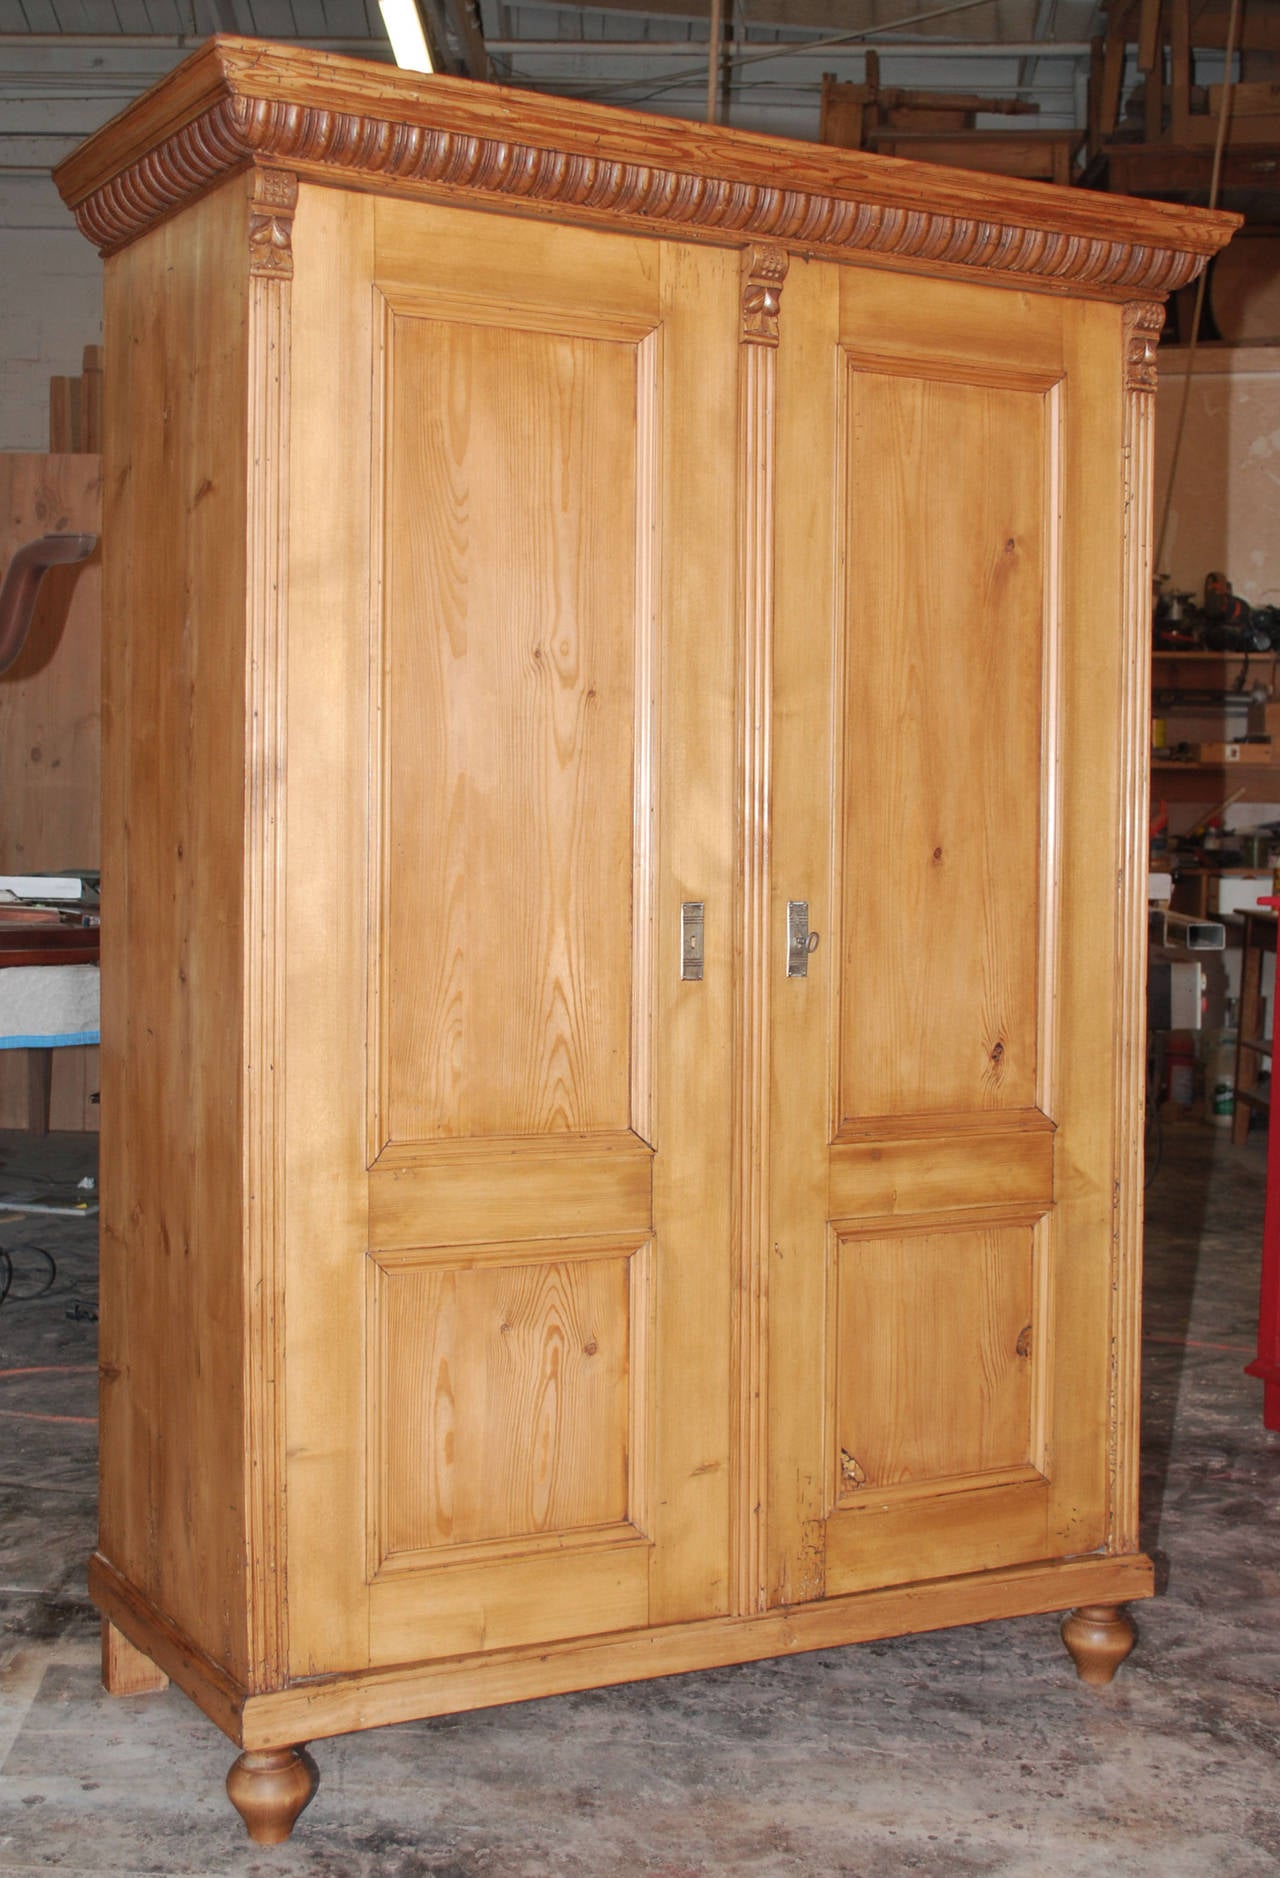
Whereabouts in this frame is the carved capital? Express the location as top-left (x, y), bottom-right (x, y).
top-left (1123, 301), bottom-right (1163, 394)
top-left (248, 167), bottom-right (298, 279)
top-left (741, 245), bottom-right (790, 346)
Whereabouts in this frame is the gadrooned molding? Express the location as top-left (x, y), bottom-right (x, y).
top-left (67, 73), bottom-right (1224, 300)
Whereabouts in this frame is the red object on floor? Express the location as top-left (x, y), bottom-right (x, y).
top-left (1248, 896), bottom-right (1280, 1429)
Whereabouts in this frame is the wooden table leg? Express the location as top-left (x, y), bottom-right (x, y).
top-left (26, 1047), bottom-right (51, 1136)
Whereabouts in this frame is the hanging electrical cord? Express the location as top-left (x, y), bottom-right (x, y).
top-left (491, 0), bottom-right (1020, 107)
top-left (1154, 0), bottom-right (1242, 577)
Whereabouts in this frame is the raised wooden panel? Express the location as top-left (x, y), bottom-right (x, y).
top-left (825, 1477), bottom-right (1053, 1596)
top-left (376, 300), bottom-right (656, 1150)
top-left (832, 1216), bottom-right (1049, 1505)
top-left (370, 1131), bottom-right (653, 1249)
top-left (837, 361), bottom-right (1058, 1128)
top-left (828, 1123), bottom-right (1053, 1221)
top-left (370, 1239), bottom-right (648, 1571)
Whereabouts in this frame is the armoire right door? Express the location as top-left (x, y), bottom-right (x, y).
top-left (764, 258), bottom-right (1134, 1610)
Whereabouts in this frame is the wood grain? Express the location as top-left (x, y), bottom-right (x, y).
top-left (87, 1541), bottom-right (1153, 1752)
top-left (834, 1220), bottom-right (1043, 1496)
top-left (827, 1126), bottom-right (1053, 1221)
top-left (242, 175), bottom-right (292, 1691)
top-left (731, 246), bottom-right (786, 1617)
top-left (1110, 304), bottom-right (1159, 1555)
top-left (81, 66), bottom-right (1168, 1799)
top-left (262, 1551), bottom-right (1154, 1746)
top-left (279, 200), bottom-right (737, 1678)
top-left (53, 39), bottom-right (1237, 302)
top-left (281, 180), bottom-right (376, 1678)
top-left (764, 266), bottom-right (1129, 1615)
top-left (372, 1246), bottom-right (633, 1559)
top-left (96, 175), bottom-right (252, 1679)
top-left (378, 303), bottom-right (643, 1145)
top-left (101, 1617), bottom-right (169, 1696)
top-left (837, 362), bottom-right (1047, 1126)
top-left (369, 1132), bottom-right (653, 1248)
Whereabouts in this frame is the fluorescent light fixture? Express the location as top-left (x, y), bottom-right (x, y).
top-left (379, 0), bottom-right (435, 73)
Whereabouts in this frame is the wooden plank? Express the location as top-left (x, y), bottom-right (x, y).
top-left (1052, 296), bottom-right (1130, 1563)
top-left (1144, 5), bottom-right (1166, 142)
top-left (369, 1135), bottom-right (653, 1249)
top-left (102, 1617), bottom-right (169, 1696)
top-left (765, 250), bottom-right (838, 1613)
top-left (836, 364), bottom-right (1047, 1126)
top-left (832, 1220), bottom-right (1046, 1500)
top-left (377, 302), bottom-right (642, 1146)
top-left (373, 1250), bottom-right (632, 1557)
top-left (97, 174), bottom-right (253, 1681)
top-left (826, 1479), bottom-right (1052, 1595)
top-left (828, 1129), bottom-right (1053, 1222)
top-left (865, 129), bottom-right (1084, 182)
top-left (1170, 0), bottom-right (1191, 142)
top-left (643, 233), bottom-right (738, 1628)
top-left (90, 1537), bottom-right (1153, 1753)
top-left (369, 1545), bottom-right (650, 1665)
top-left (47, 377), bottom-right (75, 451)
top-left (1087, 34), bottom-right (1106, 159)
top-left (1138, 0), bottom-right (1162, 72)
top-left (81, 344), bottom-right (103, 454)
top-left (818, 73), bottom-right (868, 150)
top-left (243, 1552), bottom-right (1156, 1749)
top-left (282, 180), bottom-right (376, 1680)
top-left (0, 451), bottom-right (102, 1132)
top-left (1100, 30), bottom-right (1129, 143)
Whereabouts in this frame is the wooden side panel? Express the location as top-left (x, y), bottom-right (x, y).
top-left (379, 312), bottom-right (640, 1147)
top-left (837, 365), bottom-right (1048, 1127)
top-left (96, 178), bottom-right (251, 1676)
top-left (0, 453), bottom-right (102, 1131)
top-left (0, 454), bottom-right (101, 876)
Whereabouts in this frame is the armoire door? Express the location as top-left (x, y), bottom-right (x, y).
top-left (281, 191), bottom-right (740, 1674)
top-left (765, 261), bottom-right (1132, 1609)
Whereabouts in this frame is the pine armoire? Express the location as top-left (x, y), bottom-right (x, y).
top-left (54, 41), bottom-right (1236, 1841)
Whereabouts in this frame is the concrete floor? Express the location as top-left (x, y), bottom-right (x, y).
top-left (0, 1123), bottom-right (1276, 1876)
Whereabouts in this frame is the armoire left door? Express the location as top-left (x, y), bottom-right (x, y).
top-left (279, 187), bottom-right (741, 1677)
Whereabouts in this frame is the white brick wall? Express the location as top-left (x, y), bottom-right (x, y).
top-left (0, 179), bottom-right (102, 451)
top-left (0, 45), bottom-right (186, 450)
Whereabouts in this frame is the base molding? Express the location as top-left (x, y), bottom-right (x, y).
top-left (88, 1553), bottom-right (254, 1744)
top-left (90, 1548), bottom-right (1154, 1751)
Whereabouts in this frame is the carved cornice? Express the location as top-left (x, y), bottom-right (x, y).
top-left (54, 38), bottom-right (1239, 301)
top-left (741, 245), bottom-right (789, 346)
top-left (248, 166), bottom-right (297, 278)
top-left (1123, 301), bottom-right (1163, 393)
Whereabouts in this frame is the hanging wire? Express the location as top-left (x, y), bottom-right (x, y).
top-left (1154, 0), bottom-right (1242, 577)
top-left (492, 0), bottom-right (1019, 105)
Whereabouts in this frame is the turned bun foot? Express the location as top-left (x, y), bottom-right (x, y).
top-left (226, 1746), bottom-right (313, 1844)
top-left (1061, 1603), bottom-right (1137, 1685)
